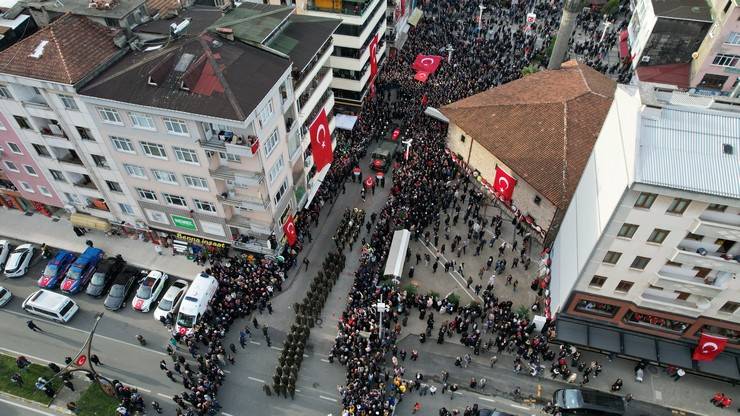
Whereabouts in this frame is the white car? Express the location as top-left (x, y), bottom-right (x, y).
top-left (4, 244), bottom-right (34, 278)
top-left (153, 279), bottom-right (189, 322)
top-left (0, 240), bottom-right (10, 267)
top-left (132, 270), bottom-right (168, 312)
top-left (0, 286), bottom-right (11, 307)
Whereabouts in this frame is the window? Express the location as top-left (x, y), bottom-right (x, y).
top-left (665, 261), bottom-right (682, 267)
top-left (589, 275), bottom-right (607, 288)
top-left (268, 156), bottom-right (285, 183)
top-left (727, 32), bottom-right (740, 45)
top-left (675, 291), bottom-right (691, 301)
top-left (630, 256), bottom-right (651, 270)
top-left (152, 169), bottom-right (178, 185)
top-left (140, 141), bottom-right (167, 159)
top-left (14, 116), bottom-right (31, 129)
top-left (184, 175), bottom-right (208, 190)
top-left (163, 117), bottom-right (188, 135)
top-left (76, 126), bottom-right (94, 141)
top-left (163, 193), bottom-right (187, 207)
top-left (111, 136), bottom-right (135, 153)
top-left (173, 147), bottom-right (198, 164)
top-left (91, 154), bottom-right (109, 169)
top-left (38, 186), bottom-right (52, 197)
top-left (575, 299), bottom-right (618, 317)
top-left (634, 192), bottom-right (657, 209)
top-left (49, 169), bottom-right (66, 182)
top-left (274, 178), bottom-right (289, 205)
top-left (219, 152), bottom-right (240, 162)
top-left (533, 196), bottom-right (541, 205)
top-left (617, 223), bottom-right (639, 238)
top-left (603, 251), bottom-right (622, 265)
top-left (615, 280), bottom-right (634, 293)
top-left (258, 100), bottom-right (274, 127)
top-left (3, 161), bottom-right (19, 172)
top-left (712, 54), bottom-right (740, 67)
top-left (685, 232), bottom-right (704, 241)
top-left (263, 129), bottom-right (280, 157)
top-left (146, 209), bottom-right (169, 224)
top-left (129, 112), bottom-right (156, 130)
top-left (98, 107), bottom-right (123, 124)
top-left (699, 74), bottom-right (729, 90)
top-left (59, 95), bottom-right (78, 110)
top-left (693, 267), bottom-right (711, 278)
top-left (7, 142), bottom-right (22, 154)
top-left (0, 85), bottom-right (12, 99)
top-left (136, 188), bottom-right (157, 201)
top-left (19, 181), bottom-right (33, 193)
top-left (666, 198), bottom-right (691, 214)
top-left (706, 203), bottom-right (727, 212)
top-left (32, 144), bottom-right (51, 157)
top-left (118, 203), bottom-right (135, 215)
top-left (106, 180), bottom-right (123, 193)
top-left (647, 228), bottom-right (670, 244)
top-left (623, 310), bottom-right (689, 333)
top-left (23, 165), bottom-right (38, 176)
top-left (124, 164), bottom-right (147, 179)
top-left (194, 199), bottom-right (216, 213)
top-left (719, 301), bottom-right (740, 314)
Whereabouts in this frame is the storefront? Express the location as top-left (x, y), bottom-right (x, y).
top-left (70, 212), bottom-right (111, 232)
top-left (0, 187), bottom-right (55, 216)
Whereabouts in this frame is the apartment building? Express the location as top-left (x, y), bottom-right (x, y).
top-left (549, 85), bottom-right (740, 380)
top-left (691, 0), bottom-right (740, 95)
top-left (0, 14), bottom-right (136, 227)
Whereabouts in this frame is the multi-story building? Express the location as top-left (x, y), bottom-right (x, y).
top-left (23, 0), bottom-right (152, 29)
top-left (550, 85), bottom-right (740, 380)
top-left (691, 0), bottom-right (740, 95)
top-left (298, 0), bottom-right (387, 107)
top-left (0, 14), bottom-right (135, 229)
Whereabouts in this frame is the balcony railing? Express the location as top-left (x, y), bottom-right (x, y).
top-left (303, 91), bottom-right (334, 129)
top-left (294, 42), bottom-right (332, 87)
top-left (59, 154), bottom-right (84, 166)
top-left (306, 0), bottom-right (374, 16)
top-left (299, 67), bottom-right (331, 109)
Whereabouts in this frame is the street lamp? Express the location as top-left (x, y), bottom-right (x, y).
top-left (478, 3), bottom-right (487, 34)
top-left (446, 44), bottom-right (455, 63)
top-left (401, 138), bottom-right (413, 161)
top-left (375, 296), bottom-right (390, 340)
top-left (599, 19), bottom-right (612, 44)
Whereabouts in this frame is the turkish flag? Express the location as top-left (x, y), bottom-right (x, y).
top-left (283, 215), bottom-right (297, 246)
top-left (693, 333), bottom-right (727, 361)
top-left (400, 0), bottom-right (405, 15)
top-left (414, 71), bottom-right (429, 83)
top-left (369, 34), bottom-right (379, 78)
top-left (493, 166), bottom-right (517, 200)
top-left (309, 108), bottom-right (333, 172)
top-left (421, 94), bottom-right (428, 106)
top-left (412, 54), bottom-right (443, 74)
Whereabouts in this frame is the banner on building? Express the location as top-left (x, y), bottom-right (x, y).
top-left (369, 34), bottom-right (379, 78)
top-left (693, 333), bottom-right (727, 361)
top-left (283, 215), bottom-right (297, 246)
top-left (309, 108), bottom-right (333, 172)
top-left (493, 166), bottom-right (517, 201)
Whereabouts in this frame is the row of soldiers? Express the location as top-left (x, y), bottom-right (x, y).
top-left (332, 208), bottom-right (366, 251)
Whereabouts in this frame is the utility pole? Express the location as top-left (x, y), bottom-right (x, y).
top-left (446, 44), bottom-right (455, 63)
top-left (547, 0), bottom-right (582, 70)
top-left (478, 3), bottom-right (487, 34)
top-left (375, 296), bottom-right (389, 341)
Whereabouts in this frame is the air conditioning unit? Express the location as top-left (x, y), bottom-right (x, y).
top-left (641, 55), bottom-right (650, 63)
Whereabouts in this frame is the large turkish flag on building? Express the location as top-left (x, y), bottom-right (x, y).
top-left (412, 54), bottom-right (443, 74)
top-left (309, 108), bottom-right (333, 172)
top-left (369, 34), bottom-right (379, 78)
top-left (693, 333), bottom-right (727, 361)
top-left (493, 166), bottom-right (516, 201)
top-left (283, 215), bottom-right (297, 246)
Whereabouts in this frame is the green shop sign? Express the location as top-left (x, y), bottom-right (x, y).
top-left (171, 214), bottom-right (197, 231)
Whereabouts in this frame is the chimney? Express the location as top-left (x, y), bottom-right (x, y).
top-left (547, 0), bottom-right (582, 70)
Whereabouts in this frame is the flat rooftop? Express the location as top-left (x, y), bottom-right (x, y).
top-left (24, 0), bottom-right (145, 19)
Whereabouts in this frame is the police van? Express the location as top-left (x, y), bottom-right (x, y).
top-left (175, 272), bottom-right (218, 335)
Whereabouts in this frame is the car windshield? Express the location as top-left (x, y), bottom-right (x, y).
top-left (109, 285), bottom-right (124, 297)
top-left (11, 248), bottom-right (25, 254)
top-left (177, 313), bottom-right (196, 328)
top-left (91, 273), bottom-right (105, 285)
top-left (66, 268), bottom-right (81, 281)
top-left (0, 288), bottom-right (6, 297)
top-left (136, 285), bottom-right (152, 299)
top-left (562, 390), bottom-right (584, 408)
top-left (158, 299), bottom-right (173, 311)
top-left (42, 264), bottom-right (57, 277)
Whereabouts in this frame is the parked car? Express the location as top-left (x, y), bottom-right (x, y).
top-left (86, 255), bottom-right (125, 297)
top-left (0, 240), bottom-right (10, 267)
top-left (132, 270), bottom-right (168, 312)
top-left (153, 279), bottom-right (189, 322)
top-left (60, 247), bottom-right (104, 294)
top-left (480, 410), bottom-right (516, 416)
top-left (4, 243), bottom-right (34, 278)
top-left (104, 267), bottom-right (141, 311)
top-left (0, 286), bottom-right (11, 307)
top-left (38, 251), bottom-right (76, 289)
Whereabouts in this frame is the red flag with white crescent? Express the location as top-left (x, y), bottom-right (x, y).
top-left (309, 109), bottom-right (333, 172)
top-left (412, 54), bottom-right (443, 74)
top-left (493, 166), bottom-right (516, 201)
top-left (369, 35), bottom-right (379, 78)
top-left (283, 215), bottom-right (297, 246)
top-left (693, 333), bottom-right (727, 361)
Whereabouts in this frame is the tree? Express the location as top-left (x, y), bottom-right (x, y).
top-left (602, 0), bottom-right (619, 17)
top-left (521, 64), bottom-right (540, 77)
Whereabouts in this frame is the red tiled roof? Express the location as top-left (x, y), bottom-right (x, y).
top-left (441, 60), bottom-right (616, 212)
top-left (146, 0), bottom-right (182, 14)
top-left (0, 14), bottom-right (120, 85)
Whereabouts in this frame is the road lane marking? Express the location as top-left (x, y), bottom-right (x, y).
top-left (157, 393), bottom-right (171, 399)
top-left (249, 341), bottom-right (261, 345)
top-left (319, 395), bottom-right (337, 402)
top-left (478, 397), bottom-right (496, 403)
top-left (247, 376), bottom-right (265, 383)
top-left (0, 398), bottom-right (56, 416)
top-left (222, 413), bottom-right (235, 416)
top-left (270, 346), bottom-right (283, 351)
top-left (320, 358), bottom-right (330, 363)
top-left (510, 404), bottom-right (529, 410)
top-left (418, 240), bottom-right (476, 300)
top-left (223, 369), bottom-right (232, 374)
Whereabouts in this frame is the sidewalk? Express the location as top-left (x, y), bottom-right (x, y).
top-left (0, 208), bottom-right (200, 279)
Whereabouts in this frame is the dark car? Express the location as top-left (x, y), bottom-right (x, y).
top-left (480, 409), bottom-right (515, 416)
top-left (103, 267), bottom-right (142, 311)
top-left (86, 255), bottom-right (125, 297)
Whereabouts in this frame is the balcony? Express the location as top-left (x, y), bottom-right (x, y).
top-left (302, 90), bottom-right (334, 132)
top-left (639, 292), bottom-right (711, 316)
top-left (299, 68), bottom-right (332, 122)
top-left (209, 165), bottom-right (263, 186)
top-left (671, 246), bottom-right (740, 274)
top-left (653, 269), bottom-right (724, 298)
top-left (199, 132), bottom-right (259, 158)
top-left (73, 175), bottom-right (98, 190)
top-left (58, 150), bottom-right (84, 166)
top-left (86, 198), bottom-right (109, 212)
top-left (306, 0), bottom-right (375, 16)
top-left (227, 214), bottom-right (273, 235)
top-left (294, 42), bottom-right (333, 91)
top-left (690, 216), bottom-right (740, 241)
top-left (217, 192), bottom-right (268, 212)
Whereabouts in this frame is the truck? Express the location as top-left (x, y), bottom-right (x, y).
top-left (370, 140), bottom-right (400, 172)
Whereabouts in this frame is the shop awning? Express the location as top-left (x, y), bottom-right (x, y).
top-left (424, 106), bottom-right (449, 123)
top-left (657, 340), bottom-right (693, 368)
top-left (335, 113), bottom-right (358, 131)
top-left (70, 212), bottom-right (111, 232)
top-left (408, 8), bottom-right (423, 26)
top-left (383, 229), bottom-right (410, 278)
top-left (304, 164), bottom-right (331, 209)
